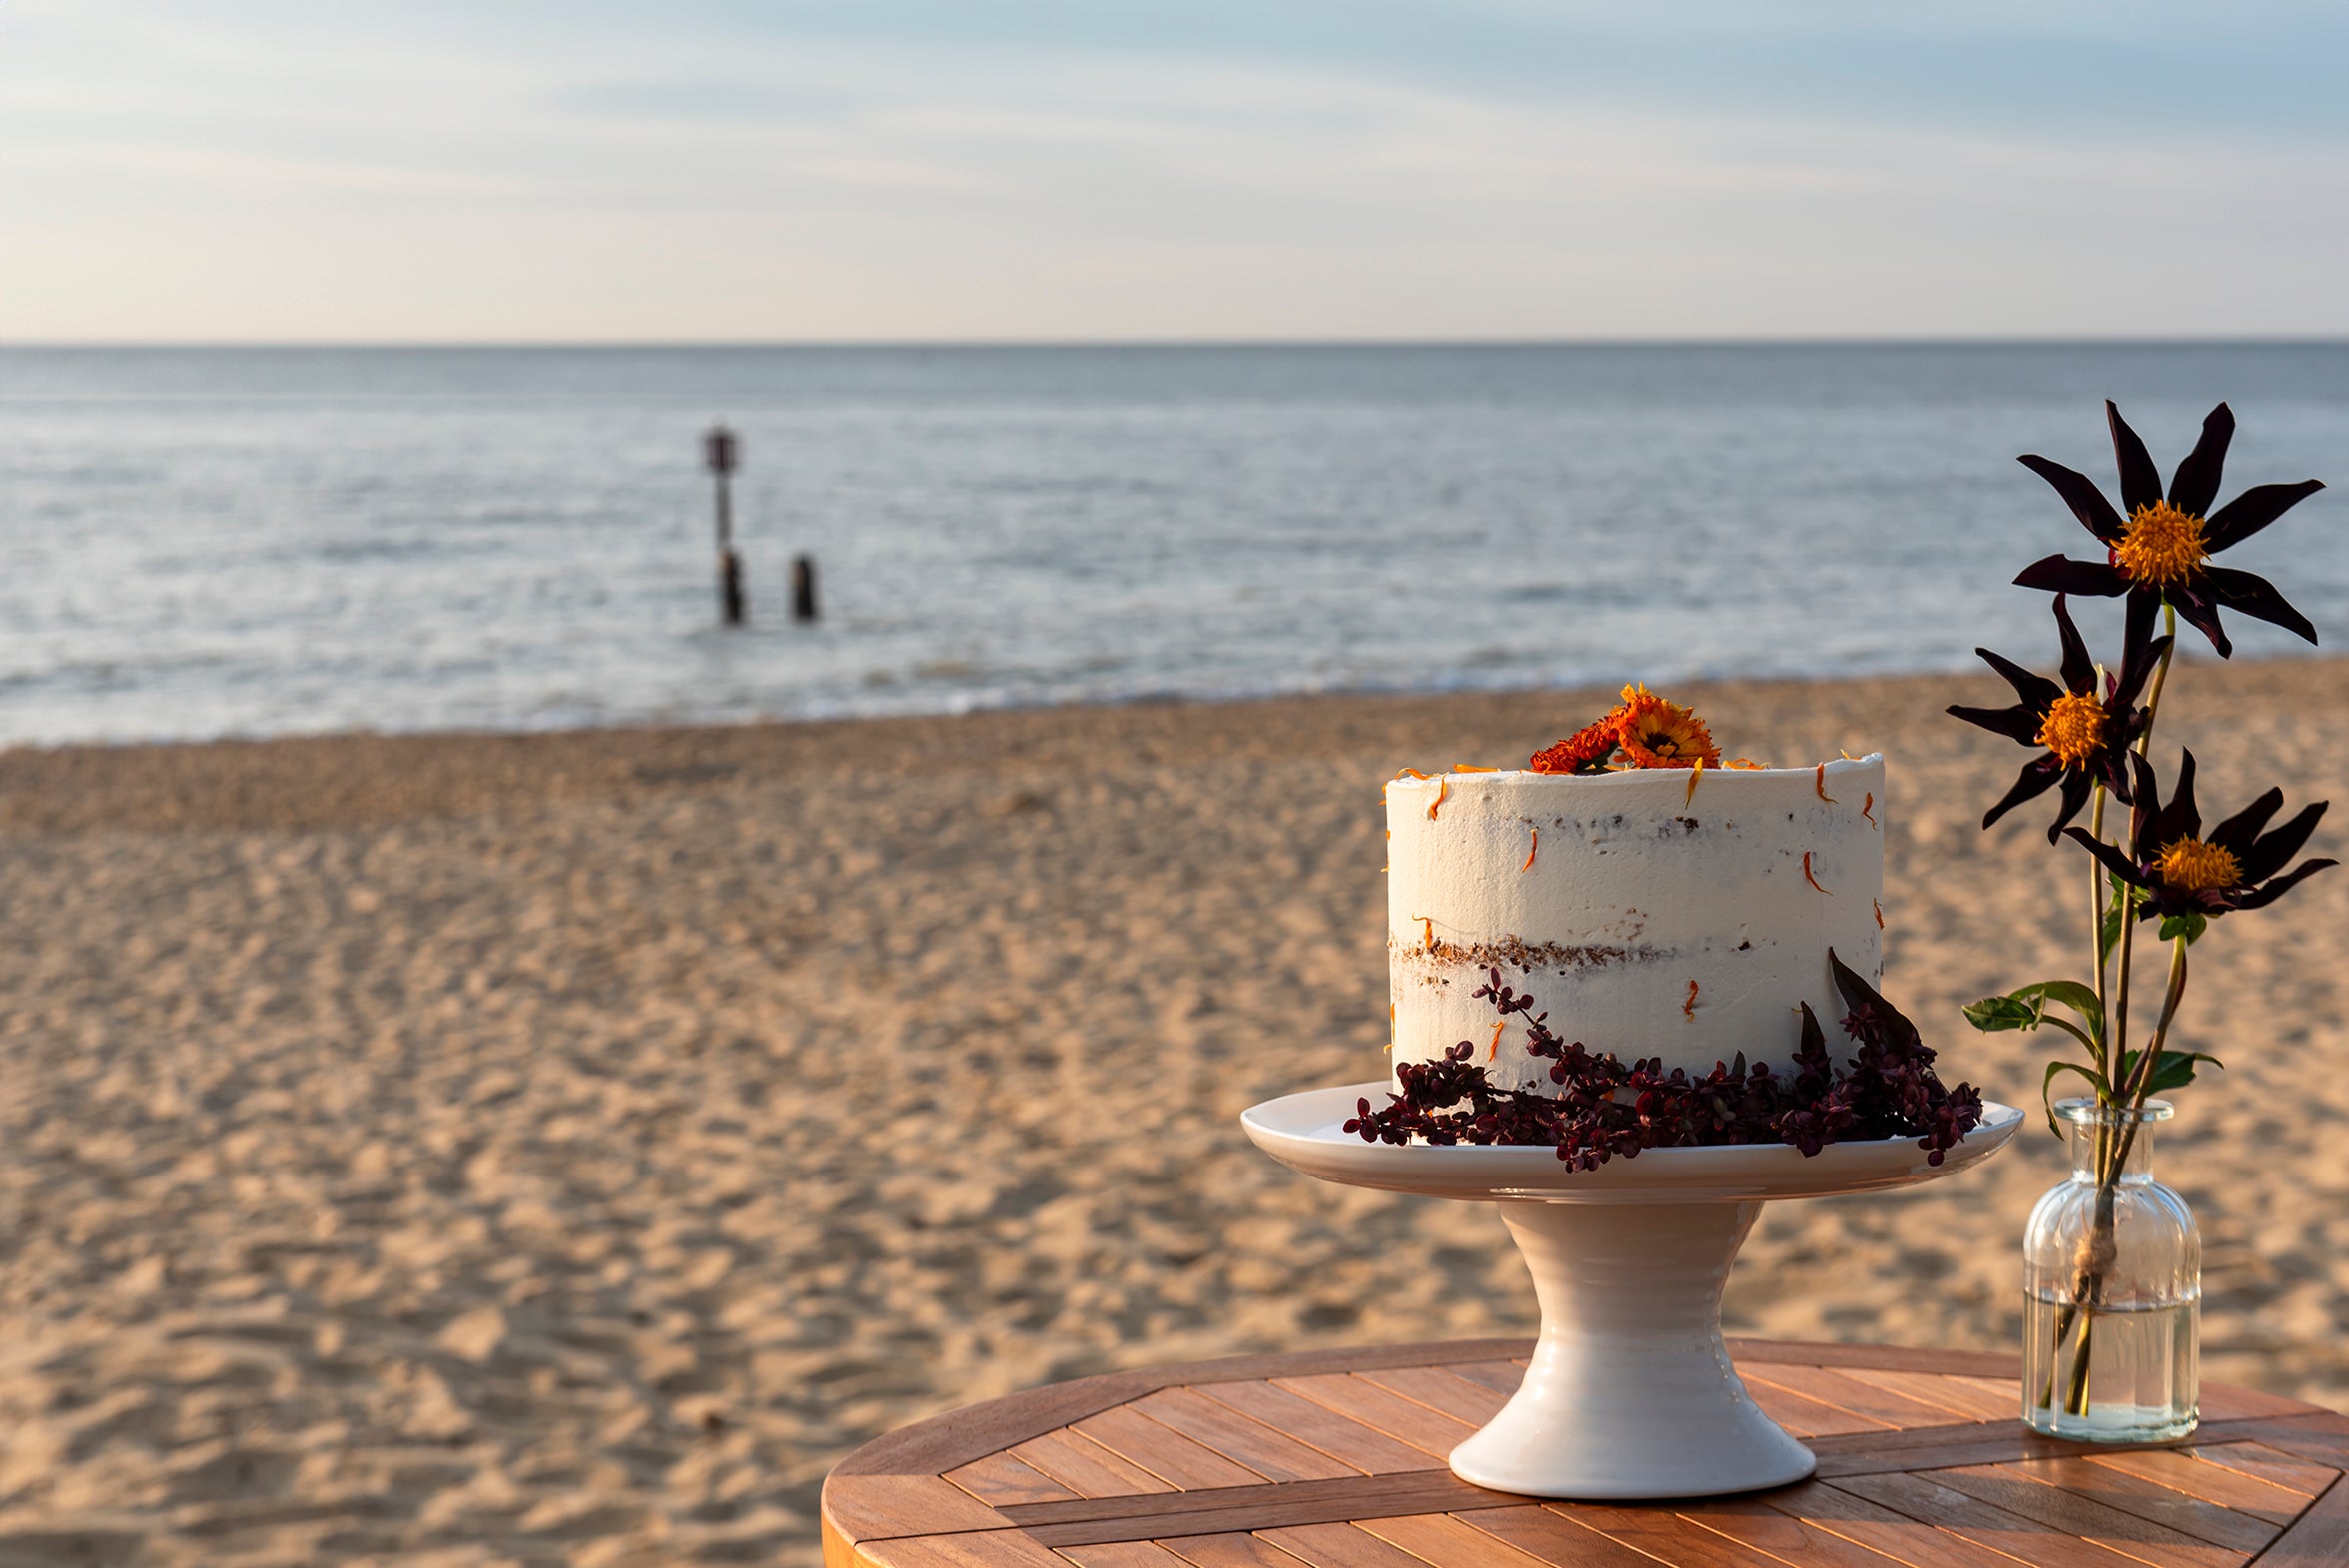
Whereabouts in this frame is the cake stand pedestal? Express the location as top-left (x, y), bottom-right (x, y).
top-left (1241, 1084), bottom-right (2021, 1500)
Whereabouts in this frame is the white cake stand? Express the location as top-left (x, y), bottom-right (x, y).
top-left (1242, 1083), bottom-right (2021, 1500)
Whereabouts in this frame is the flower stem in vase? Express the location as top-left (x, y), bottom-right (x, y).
top-left (1986, 405), bottom-right (2329, 1443)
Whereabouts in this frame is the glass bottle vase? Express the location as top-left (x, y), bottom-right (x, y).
top-left (2022, 1097), bottom-right (2199, 1441)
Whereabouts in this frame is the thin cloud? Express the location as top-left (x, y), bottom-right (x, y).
top-left (2, 0), bottom-right (2344, 340)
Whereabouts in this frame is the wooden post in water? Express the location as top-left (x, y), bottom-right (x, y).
top-left (704, 424), bottom-right (746, 627)
top-left (791, 553), bottom-right (819, 623)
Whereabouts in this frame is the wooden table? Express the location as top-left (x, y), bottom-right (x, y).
top-left (822, 1338), bottom-right (2349, 1567)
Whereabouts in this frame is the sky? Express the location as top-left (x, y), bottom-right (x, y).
top-left (4, 1), bottom-right (2348, 343)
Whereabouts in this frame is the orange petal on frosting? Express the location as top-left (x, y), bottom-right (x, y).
top-left (1803, 852), bottom-right (1830, 895)
top-left (1427, 778), bottom-right (1449, 819)
top-left (1522, 827), bottom-right (1538, 872)
top-left (1862, 792), bottom-right (1877, 826)
top-left (1683, 979), bottom-right (1700, 1019)
top-left (1873, 898), bottom-right (1885, 930)
top-left (1814, 763), bottom-right (1837, 804)
top-left (1684, 756), bottom-right (1706, 805)
top-left (1488, 1020), bottom-right (1506, 1061)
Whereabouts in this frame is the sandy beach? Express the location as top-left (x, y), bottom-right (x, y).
top-left (2, 657), bottom-right (2345, 1567)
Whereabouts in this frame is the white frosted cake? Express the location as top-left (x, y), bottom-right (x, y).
top-left (1385, 756), bottom-right (1886, 1090)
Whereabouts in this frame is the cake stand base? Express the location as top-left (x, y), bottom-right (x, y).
top-left (1241, 1083), bottom-right (2021, 1501)
top-left (1451, 1199), bottom-right (1811, 1498)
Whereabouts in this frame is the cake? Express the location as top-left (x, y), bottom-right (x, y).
top-left (1384, 755), bottom-right (1886, 1092)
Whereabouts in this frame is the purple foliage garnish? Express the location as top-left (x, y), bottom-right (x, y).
top-left (1344, 952), bottom-right (1983, 1167)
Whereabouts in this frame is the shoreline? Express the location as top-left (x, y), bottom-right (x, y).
top-left (6, 650), bottom-right (2338, 834)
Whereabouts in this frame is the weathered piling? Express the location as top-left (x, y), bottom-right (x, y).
top-left (791, 554), bottom-right (819, 623)
top-left (704, 425), bottom-right (746, 627)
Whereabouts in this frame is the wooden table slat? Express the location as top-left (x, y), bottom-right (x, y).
top-left (1189, 1380), bottom-right (1443, 1476)
top-left (1255, 1522), bottom-right (1442, 1568)
top-left (1437, 1359), bottom-right (1530, 1398)
top-left (1347, 1365), bottom-right (1511, 1426)
top-left (2254, 1474), bottom-right (2349, 1568)
top-left (2162, 1443), bottom-right (2341, 1506)
top-left (1724, 1339), bottom-right (2023, 1380)
top-left (1059, 1544), bottom-right (1195, 1568)
top-left (1355, 1512), bottom-right (1570, 1568)
top-left (1757, 1479), bottom-right (2056, 1568)
top-left (1010, 1472), bottom-right (1512, 1546)
top-left (1812, 1426), bottom-right (2076, 1479)
top-left (1807, 1416), bottom-right (2324, 1482)
top-left (833, 1340), bottom-right (1534, 1480)
top-left (945, 1450), bottom-right (1083, 1509)
top-left (823, 1341), bottom-right (2341, 1567)
top-left (1154, 1531), bottom-right (1317, 1568)
top-left (1929, 1462), bottom-right (2244, 1568)
top-left (2251, 1413), bottom-right (2349, 1470)
top-left (2142, 1436), bottom-right (2339, 1511)
top-left (1461, 1503), bottom-right (1707, 1567)
top-left (1129, 1388), bottom-right (1362, 1484)
top-left (1838, 1369), bottom-right (2020, 1424)
top-left (1010, 1429), bottom-right (1180, 1500)
top-left (1742, 1363), bottom-right (1994, 1433)
top-left (1412, 1510), bottom-right (1629, 1568)
top-left (1826, 1470), bottom-right (2161, 1568)
top-left (2083, 1449), bottom-right (2312, 1527)
top-left (1742, 1377), bottom-right (1902, 1440)
top-left (1267, 1373), bottom-right (1480, 1458)
top-left (1551, 1500), bottom-right (1811, 1567)
top-left (825, 1475), bottom-right (1017, 1547)
top-left (1073, 1406), bottom-right (1271, 1491)
top-left (1678, 1495), bottom-right (1937, 1568)
top-left (1996, 1456), bottom-right (2281, 1552)
top-left (858, 1531), bottom-right (1067, 1568)
top-left (2192, 1384), bottom-right (2329, 1423)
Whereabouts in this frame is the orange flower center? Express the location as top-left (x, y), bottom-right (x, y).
top-left (2035, 692), bottom-right (2107, 768)
top-left (2112, 501), bottom-right (2208, 587)
top-left (1614, 684), bottom-right (1722, 770)
top-left (2156, 836), bottom-right (2242, 893)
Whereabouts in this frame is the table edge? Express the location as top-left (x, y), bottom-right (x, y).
top-left (819, 1336), bottom-right (2332, 1565)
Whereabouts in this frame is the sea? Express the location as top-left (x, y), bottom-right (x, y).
top-left (2, 343), bottom-right (2345, 748)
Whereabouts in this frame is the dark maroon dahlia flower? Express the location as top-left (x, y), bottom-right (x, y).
top-left (1947, 595), bottom-right (2170, 843)
top-left (2014, 401), bottom-right (2324, 657)
top-left (2065, 750), bottom-right (2335, 923)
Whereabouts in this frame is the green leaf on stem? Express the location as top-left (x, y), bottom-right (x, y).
top-left (2158, 911), bottom-right (2209, 944)
top-left (2007, 980), bottom-right (2106, 1041)
top-left (2042, 1059), bottom-right (2110, 1136)
top-left (2116, 1048), bottom-right (2223, 1097)
top-left (1963, 994), bottom-right (2042, 1032)
top-left (1961, 980), bottom-right (2104, 1052)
